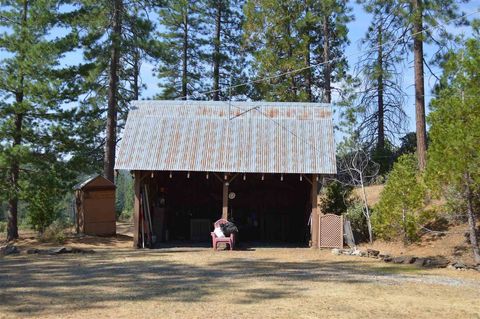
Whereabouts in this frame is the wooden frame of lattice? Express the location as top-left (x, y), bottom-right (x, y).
top-left (319, 214), bottom-right (343, 248)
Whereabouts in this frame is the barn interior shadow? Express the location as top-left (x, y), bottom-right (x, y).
top-left (0, 249), bottom-right (421, 316)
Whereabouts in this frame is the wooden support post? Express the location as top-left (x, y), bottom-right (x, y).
top-left (133, 171), bottom-right (141, 248)
top-left (222, 182), bottom-right (229, 220)
top-left (311, 174), bottom-right (319, 248)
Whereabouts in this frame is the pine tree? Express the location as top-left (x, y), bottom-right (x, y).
top-left (155, 0), bottom-right (206, 100)
top-left (316, 0), bottom-right (352, 103)
top-left (373, 154), bottom-right (426, 242)
top-left (70, 0), bottom-right (157, 181)
top-left (427, 36), bottom-right (480, 263)
top-left (243, 0), bottom-right (305, 101)
top-left (103, 0), bottom-right (123, 183)
top-left (201, 0), bottom-right (247, 100)
top-left (0, 0), bottom-right (81, 240)
top-left (123, 7), bottom-right (158, 101)
top-left (243, 0), bottom-right (352, 102)
top-left (355, 2), bottom-right (407, 155)
top-left (356, 0), bottom-right (468, 170)
top-left (393, 0), bottom-right (467, 170)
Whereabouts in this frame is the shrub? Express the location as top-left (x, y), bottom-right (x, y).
top-left (372, 154), bottom-right (426, 243)
top-left (371, 143), bottom-right (396, 176)
top-left (23, 174), bottom-right (64, 233)
top-left (39, 219), bottom-right (67, 244)
top-left (319, 181), bottom-right (354, 215)
top-left (345, 201), bottom-right (370, 243)
top-left (118, 209), bottom-right (133, 222)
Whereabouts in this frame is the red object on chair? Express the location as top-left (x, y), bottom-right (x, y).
top-left (211, 219), bottom-right (235, 250)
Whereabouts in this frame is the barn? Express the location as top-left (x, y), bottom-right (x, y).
top-left (115, 100), bottom-right (336, 248)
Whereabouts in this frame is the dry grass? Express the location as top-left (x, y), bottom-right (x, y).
top-left (1, 240), bottom-right (480, 319)
top-left (1, 218), bottom-right (479, 319)
top-left (352, 184), bottom-right (384, 206)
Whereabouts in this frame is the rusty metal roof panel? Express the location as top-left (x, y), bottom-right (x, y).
top-left (115, 100), bottom-right (336, 174)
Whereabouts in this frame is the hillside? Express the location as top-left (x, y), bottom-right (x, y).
top-left (350, 185), bottom-right (478, 266)
top-left (353, 184), bottom-right (384, 206)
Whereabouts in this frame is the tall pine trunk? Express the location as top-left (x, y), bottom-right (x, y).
top-left (323, 15), bottom-right (331, 104)
top-left (280, 2), bottom-right (297, 100)
top-left (465, 173), bottom-right (480, 263)
top-left (304, 3), bottom-right (312, 102)
top-left (286, 21), bottom-right (297, 100)
top-left (181, 8), bottom-right (188, 100)
top-left (104, 0), bottom-right (123, 182)
top-left (7, 109), bottom-right (22, 241)
top-left (7, 0), bottom-right (28, 241)
top-left (413, 0), bottom-right (427, 170)
top-left (305, 39), bottom-right (313, 102)
top-left (212, 1), bottom-right (221, 101)
top-left (377, 25), bottom-right (385, 151)
top-left (132, 48), bottom-right (140, 100)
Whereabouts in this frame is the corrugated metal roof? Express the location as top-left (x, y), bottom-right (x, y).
top-left (115, 100), bottom-right (336, 174)
top-left (73, 174), bottom-right (115, 190)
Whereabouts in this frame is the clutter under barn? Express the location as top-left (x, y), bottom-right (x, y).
top-left (115, 101), bottom-right (336, 248)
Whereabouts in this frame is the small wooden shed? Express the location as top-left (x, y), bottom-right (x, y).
top-left (74, 175), bottom-right (116, 236)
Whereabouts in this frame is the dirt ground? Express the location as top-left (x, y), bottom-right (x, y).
top-left (2, 237), bottom-right (480, 319)
top-left (358, 224), bottom-right (478, 266)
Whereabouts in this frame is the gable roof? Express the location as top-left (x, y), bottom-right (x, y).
top-left (73, 174), bottom-right (115, 190)
top-left (115, 100), bottom-right (336, 174)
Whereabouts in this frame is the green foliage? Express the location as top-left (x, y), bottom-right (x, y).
top-left (396, 132), bottom-right (417, 157)
top-left (22, 166), bottom-right (69, 233)
top-left (201, 0), bottom-right (248, 99)
top-left (319, 181), bottom-right (353, 215)
top-left (118, 210), bottom-right (133, 222)
top-left (370, 142), bottom-right (396, 176)
top-left (0, 1), bottom-right (84, 237)
top-left (427, 37), bottom-right (480, 194)
top-left (442, 186), bottom-right (480, 223)
top-left (115, 171), bottom-right (134, 218)
top-left (155, 0), bottom-right (206, 98)
top-left (66, 0), bottom-right (158, 171)
top-left (373, 154), bottom-right (426, 242)
top-left (426, 36), bottom-right (480, 261)
top-left (362, 0), bottom-right (467, 55)
top-left (243, 0), bottom-right (352, 102)
top-left (345, 200), bottom-right (370, 242)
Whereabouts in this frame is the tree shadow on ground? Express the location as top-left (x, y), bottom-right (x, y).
top-left (0, 248), bottom-right (460, 317)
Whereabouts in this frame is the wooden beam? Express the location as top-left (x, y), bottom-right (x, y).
top-left (228, 173), bottom-right (239, 183)
top-left (303, 174), bottom-right (312, 185)
top-left (311, 174), bottom-right (319, 248)
top-left (213, 172), bottom-right (224, 183)
top-left (222, 182), bottom-right (229, 220)
top-left (133, 171), bottom-right (141, 248)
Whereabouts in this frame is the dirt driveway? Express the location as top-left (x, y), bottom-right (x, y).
top-left (1, 246), bottom-right (479, 319)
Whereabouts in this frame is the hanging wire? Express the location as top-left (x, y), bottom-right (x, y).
top-left (172, 9), bottom-right (480, 102)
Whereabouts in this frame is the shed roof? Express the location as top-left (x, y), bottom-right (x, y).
top-left (73, 174), bottom-right (115, 190)
top-left (115, 100), bottom-right (336, 174)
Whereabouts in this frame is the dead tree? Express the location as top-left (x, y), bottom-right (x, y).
top-left (354, 4), bottom-right (408, 152)
top-left (337, 148), bottom-right (379, 243)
